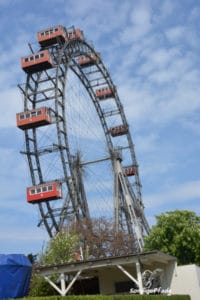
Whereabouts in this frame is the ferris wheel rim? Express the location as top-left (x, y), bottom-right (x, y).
top-left (21, 33), bottom-right (144, 237)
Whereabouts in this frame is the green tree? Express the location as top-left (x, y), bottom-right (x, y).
top-left (144, 210), bottom-right (200, 265)
top-left (29, 230), bottom-right (80, 297)
top-left (40, 230), bottom-right (80, 264)
top-left (28, 274), bottom-right (57, 297)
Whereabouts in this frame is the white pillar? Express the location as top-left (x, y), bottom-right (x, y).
top-left (64, 269), bottom-right (82, 295)
top-left (136, 260), bottom-right (144, 294)
top-left (44, 270), bottom-right (82, 296)
top-left (44, 276), bottom-right (64, 296)
top-left (60, 273), bottom-right (66, 295)
top-left (117, 264), bottom-right (139, 286)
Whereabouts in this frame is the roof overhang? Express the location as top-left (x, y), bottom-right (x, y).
top-left (34, 250), bottom-right (176, 277)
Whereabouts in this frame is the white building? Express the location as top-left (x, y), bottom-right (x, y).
top-left (35, 251), bottom-right (176, 296)
top-left (171, 264), bottom-right (200, 300)
top-left (35, 250), bottom-right (200, 299)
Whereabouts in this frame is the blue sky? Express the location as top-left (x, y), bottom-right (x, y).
top-left (0, 0), bottom-right (200, 255)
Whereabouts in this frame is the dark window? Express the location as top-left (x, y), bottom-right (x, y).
top-left (31, 111), bottom-right (36, 117)
top-left (37, 110), bottom-right (42, 116)
top-left (42, 186), bottom-right (47, 192)
top-left (26, 113), bottom-right (30, 119)
top-left (45, 31), bottom-right (49, 35)
top-left (48, 185), bottom-right (53, 191)
top-left (41, 32), bottom-right (45, 36)
top-left (46, 109), bottom-right (50, 117)
top-left (40, 53), bottom-right (44, 58)
top-left (30, 56), bottom-right (34, 61)
top-left (25, 58), bottom-right (29, 62)
top-left (19, 114), bottom-right (25, 120)
top-left (35, 54), bottom-right (39, 59)
top-left (36, 188), bottom-right (41, 193)
top-left (55, 28), bottom-right (58, 32)
top-left (30, 189), bottom-right (35, 195)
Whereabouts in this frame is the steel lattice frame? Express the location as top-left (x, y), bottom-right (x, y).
top-left (19, 27), bottom-right (150, 249)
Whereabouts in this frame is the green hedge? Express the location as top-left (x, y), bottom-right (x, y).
top-left (17, 296), bottom-right (112, 300)
top-left (18, 294), bottom-right (190, 300)
top-left (114, 295), bottom-right (190, 300)
top-left (19, 296), bottom-right (112, 300)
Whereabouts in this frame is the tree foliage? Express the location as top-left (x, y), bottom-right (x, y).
top-left (29, 230), bottom-right (80, 297)
top-left (28, 274), bottom-right (57, 297)
top-left (40, 230), bottom-right (80, 264)
top-left (144, 210), bottom-right (200, 265)
top-left (72, 217), bottom-right (138, 258)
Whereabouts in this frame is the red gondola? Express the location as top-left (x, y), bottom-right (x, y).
top-left (67, 28), bottom-right (83, 40)
top-left (109, 125), bottom-right (128, 137)
top-left (16, 107), bottom-right (52, 130)
top-left (37, 25), bottom-right (67, 46)
top-left (27, 181), bottom-right (62, 204)
top-left (78, 53), bottom-right (99, 68)
top-left (21, 50), bottom-right (53, 73)
top-left (95, 86), bottom-right (115, 100)
top-left (123, 165), bottom-right (138, 176)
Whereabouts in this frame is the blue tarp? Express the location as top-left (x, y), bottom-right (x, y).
top-left (0, 254), bottom-right (32, 299)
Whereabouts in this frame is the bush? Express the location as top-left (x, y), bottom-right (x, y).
top-left (114, 295), bottom-right (190, 300)
top-left (18, 294), bottom-right (191, 300)
top-left (28, 273), bottom-right (58, 297)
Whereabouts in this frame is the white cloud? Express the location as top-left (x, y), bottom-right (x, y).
top-left (63, 0), bottom-right (130, 43)
top-left (159, 0), bottom-right (175, 17)
top-left (189, 6), bottom-right (200, 21)
top-left (120, 2), bottom-right (153, 43)
top-left (145, 180), bottom-right (200, 209)
top-left (141, 47), bottom-right (182, 73)
top-left (0, 88), bottom-right (22, 128)
top-left (135, 133), bottom-right (159, 154)
top-left (117, 45), bottom-right (200, 129)
top-left (165, 26), bottom-right (186, 43)
top-left (181, 116), bottom-right (200, 136)
top-left (141, 160), bottom-right (175, 178)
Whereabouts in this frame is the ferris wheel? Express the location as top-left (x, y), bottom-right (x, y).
top-left (17, 25), bottom-right (150, 251)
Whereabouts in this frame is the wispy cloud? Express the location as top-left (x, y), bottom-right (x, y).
top-left (120, 1), bottom-right (153, 43)
top-left (145, 180), bottom-right (200, 210)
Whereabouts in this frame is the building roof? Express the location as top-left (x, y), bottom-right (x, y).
top-left (34, 250), bottom-right (176, 277)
